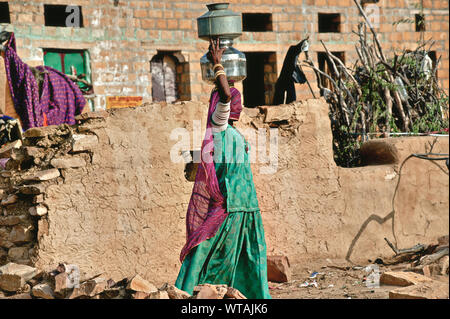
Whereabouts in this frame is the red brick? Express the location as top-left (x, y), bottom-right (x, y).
top-left (167, 19), bottom-right (179, 29)
top-left (134, 9), bottom-right (147, 18)
top-left (156, 19), bottom-right (167, 29)
top-left (179, 19), bottom-right (193, 30)
top-left (148, 10), bottom-right (163, 18)
top-left (278, 22), bottom-right (294, 32)
top-left (141, 19), bottom-right (155, 29)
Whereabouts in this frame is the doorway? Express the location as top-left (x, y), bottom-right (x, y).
top-left (317, 51), bottom-right (346, 90)
top-left (243, 52), bottom-right (277, 107)
top-left (151, 53), bottom-right (179, 103)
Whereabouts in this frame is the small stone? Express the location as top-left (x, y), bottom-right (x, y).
top-left (71, 134), bottom-right (98, 152)
top-left (267, 255), bottom-right (291, 283)
top-left (23, 126), bottom-right (60, 138)
top-left (5, 159), bottom-right (20, 171)
top-left (0, 228), bottom-right (9, 241)
top-left (19, 283), bottom-right (31, 293)
top-left (32, 283), bottom-right (55, 299)
top-left (100, 287), bottom-right (127, 299)
top-left (132, 291), bottom-right (150, 299)
top-left (0, 140), bottom-right (22, 158)
top-left (439, 256), bottom-right (449, 275)
top-left (54, 272), bottom-right (69, 294)
top-left (261, 105), bottom-right (293, 123)
top-left (148, 290), bottom-right (170, 299)
top-left (75, 110), bottom-right (109, 121)
top-left (50, 155), bottom-right (87, 169)
top-left (23, 168), bottom-right (60, 181)
top-left (8, 225), bottom-right (34, 244)
top-left (437, 235), bottom-right (449, 247)
top-left (18, 184), bottom-right (47, 195)
top-left (77, 120), bottom-right (107, 133)
top-left (32, 194), bottom-right (45, 204)
top-left (194, 284), bottom-right (221, 299)
top-left (0, 238), bottom-right (13, 249)
top-left (225, 287), bottom-right (247, 299)
top-left (1, 171), bottom-right (12, 178)
top-left (0, 215), bottom-right (27, 226)
top-left (126, 274), bottom-right (157, 294)
top-left (422, 264), bottom-right (441, 278)
top-left (380, 271), bottom-right (434, 287)
top-left (23, 146), bottom-right (44, 158)
top-left (4, 292), bottom-right (32, 299)
top-left (243, 107), bottom-right (261, 118)
top-left (216, 285), bottom-right (228, 299)
top-left (8, 247), bottom-right (29, 261)
top-left (160, 283), bottom-right (191, 299)
top-left (28, 204), bottom-right (48, 216)
top-left (1, 194), bottom-right (18, 206)
top-left (69, 277), bottom-right (108, 299)
top-left (389, 280), bottom-right (449, 299)
top-left (0, 247), bottom-right (6, 261)
top-left (0, 263), bottom-right (39, 292)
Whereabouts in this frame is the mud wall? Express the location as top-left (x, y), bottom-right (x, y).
top-left (0, 99), bottom-right (448, 285)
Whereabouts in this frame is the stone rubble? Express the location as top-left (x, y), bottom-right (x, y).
top-left (0, 262), bottom-right (39, 292)
top-left (373, 235), bottom-right (449, 299)
top-left (380, 271), bottom-right (434, 287)
top-left (31, 282), bottom-right (55, 299)
top-left (0, 112), bottom-right (107, 267)
top-left (0, 262), bottom-right (247, 299)
top-left (389, 280), bottom-right (449, 299)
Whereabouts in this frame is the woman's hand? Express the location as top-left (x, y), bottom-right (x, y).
top-left (207, 37), bottom-right (231, 103)
top-left (207, 37), bottom-right (225, 65)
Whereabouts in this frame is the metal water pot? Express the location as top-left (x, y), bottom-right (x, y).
top-left (197, 3), bottom-right (246, 84)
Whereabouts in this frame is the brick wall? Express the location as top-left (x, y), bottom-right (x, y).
top-left (0, 0), bottom-right (448, 109)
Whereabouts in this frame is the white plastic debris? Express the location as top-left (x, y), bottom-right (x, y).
top-left (299, 280), bottom-right (318, 288)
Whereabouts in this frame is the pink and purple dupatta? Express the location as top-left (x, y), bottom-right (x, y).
top-left (180, 87), bottom-right (242, 262)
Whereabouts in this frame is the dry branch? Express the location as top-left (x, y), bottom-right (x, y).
top-left (304, 1), bottom-right (449, 167)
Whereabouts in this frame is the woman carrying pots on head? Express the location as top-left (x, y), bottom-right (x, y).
top-left (175, 38), bottom-right (271, 299)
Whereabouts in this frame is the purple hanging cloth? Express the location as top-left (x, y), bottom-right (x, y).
top-left (3, 33), bottom-right (86, 130)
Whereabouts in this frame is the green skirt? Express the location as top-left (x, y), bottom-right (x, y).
top-left (175, 211), bottom-right (271, 299)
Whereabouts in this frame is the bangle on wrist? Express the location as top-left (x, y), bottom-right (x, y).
top-left (214, 70), bottom-right (226, 80)
top-left (213, 64), bottom-right (224, 72)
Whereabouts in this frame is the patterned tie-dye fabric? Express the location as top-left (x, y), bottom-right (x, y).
top-left (3, 33), bottom-right (85, 130)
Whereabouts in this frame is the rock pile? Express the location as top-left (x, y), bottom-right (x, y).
top-left (0, 111), bottom-right (107, 267)
top-left (0, 262), bottom-right (246, 299)
top-left (377, 235), bottom-right (449, 299)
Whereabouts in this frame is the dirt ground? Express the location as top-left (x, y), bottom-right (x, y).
top-left (268, 259), bottom-right (449, 299)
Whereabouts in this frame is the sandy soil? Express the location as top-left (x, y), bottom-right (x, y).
top-left (268, 259), bottom-right (449, 299)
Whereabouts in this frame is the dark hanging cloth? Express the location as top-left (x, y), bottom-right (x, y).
top-left (3, 32), bottom-right (86, 130)
top-left (272, 39), bottom-right (308, 105)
